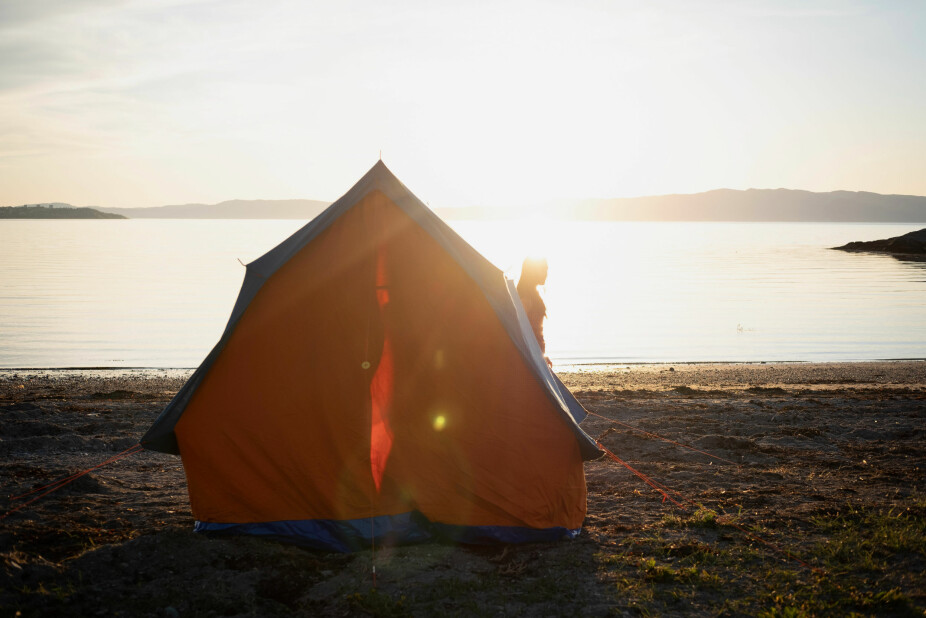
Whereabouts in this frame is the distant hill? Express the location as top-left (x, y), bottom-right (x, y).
top-left (556, 189), bottom-right (926, 222)
top-left (0, 205), bottom-right (125, 219)
top-left (99, 199), bottom-right (331, 220)
top-left (439, 189), bottom-right (926, 222)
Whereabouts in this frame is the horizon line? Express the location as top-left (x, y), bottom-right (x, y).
top-left (7, 186), bottom-right (926, 211)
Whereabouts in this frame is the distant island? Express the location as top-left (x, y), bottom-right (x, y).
top-left (833, 228), bottom-right (926, 256)
top-left (0, 204), bottom-right (125, 219)
top-left (10, 189), bottom-right (926, 222)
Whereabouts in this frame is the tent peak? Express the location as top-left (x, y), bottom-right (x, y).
top-left (369, 158), bottom-right (393, 175)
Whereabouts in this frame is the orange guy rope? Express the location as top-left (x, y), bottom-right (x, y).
top-left (587, 409), bottom-right (740, 466)
top-left (2, 443), bottom-right (143, 521)
top-left (9, 443), bottom-right (143, 502)
top-left (595, 440), bottom-right (822, 574)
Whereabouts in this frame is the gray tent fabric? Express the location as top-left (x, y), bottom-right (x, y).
top-left (141, 161), bottom-right (601, 461)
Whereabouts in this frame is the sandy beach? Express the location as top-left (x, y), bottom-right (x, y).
top-left (1, 361), bottom-right (924, 616)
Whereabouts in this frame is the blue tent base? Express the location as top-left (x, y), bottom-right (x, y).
top-left (194, 511), bottom-right (581, 553)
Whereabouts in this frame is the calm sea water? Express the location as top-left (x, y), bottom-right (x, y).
top-left (0, 220), bottom-right (923, 368)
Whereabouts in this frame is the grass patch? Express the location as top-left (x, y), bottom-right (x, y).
top-left (592, 496), bottom-right (925, 616)
top-left (638, 557), bottom-right (722, 588)
top-left (810, 501), bottom-right (926, 571)
top-left (661, 505), bottom-right (728, 529)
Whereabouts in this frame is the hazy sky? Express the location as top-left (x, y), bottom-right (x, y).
top-left (1, 0), bottom-right (924, 208)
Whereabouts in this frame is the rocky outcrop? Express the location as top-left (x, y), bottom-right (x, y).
top-left (833, 228), bottom-right (926, 255)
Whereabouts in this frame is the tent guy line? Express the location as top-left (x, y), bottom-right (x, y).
top-left (587, 409), bottom-right (741, 466)
top-left (1, 444), bottom-right (143, 522)
top-left (596, 441), bottom-right (822, 574)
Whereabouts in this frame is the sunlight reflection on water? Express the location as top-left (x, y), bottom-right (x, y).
top-left (453, 221), bottom-right (926, 364)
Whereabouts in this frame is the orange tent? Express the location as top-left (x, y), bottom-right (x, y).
top-left (142, 162), bottom-right (601, 551)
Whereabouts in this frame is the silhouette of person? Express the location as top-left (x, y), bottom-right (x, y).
top-left (517, 257), bottom-right (553, 368)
